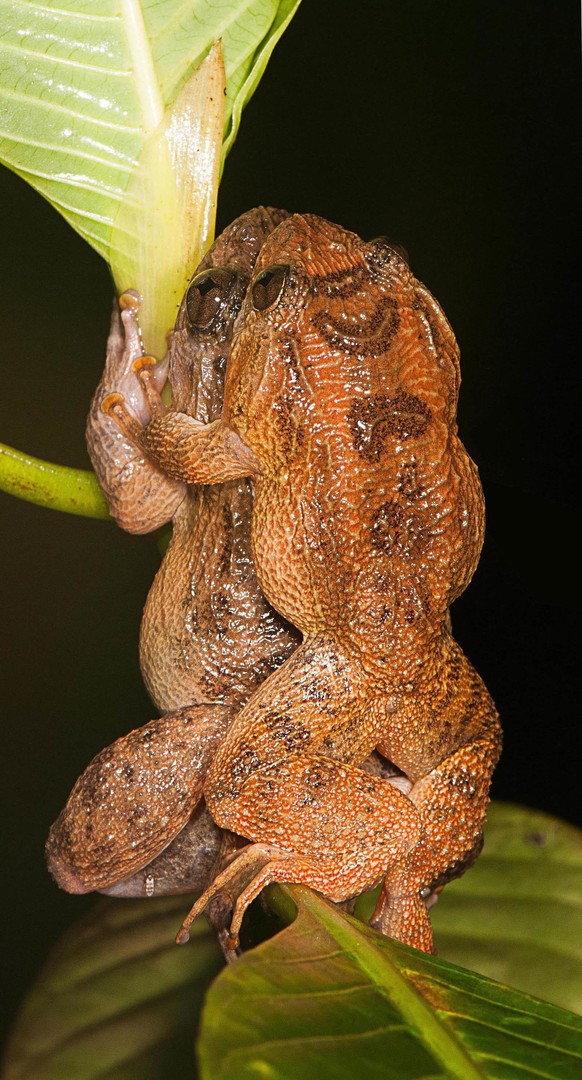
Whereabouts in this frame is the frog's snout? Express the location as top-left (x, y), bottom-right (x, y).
top-left (45, 823), bottom-right (91, 894)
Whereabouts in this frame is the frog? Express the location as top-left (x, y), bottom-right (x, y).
top-left (45, 208), bottom-right (300, 906)
top-left (111, 212), bottom-right (502, 955)
top-left (47, 211), bottom-right (501, 957)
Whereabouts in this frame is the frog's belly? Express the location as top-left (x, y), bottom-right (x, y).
top-left (250, 481), bottom-right (329, 636)
top-left (140, 483), bottom-right (298, 714)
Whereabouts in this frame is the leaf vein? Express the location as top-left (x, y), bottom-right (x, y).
top-left (0, 38), bottom-right (129, 76)
top-left (0, 86), bottom-right (139, 134)
top-left (9, 1), bottom-right (118, 23)
top-left (0, 129), bottom-right (138, 174)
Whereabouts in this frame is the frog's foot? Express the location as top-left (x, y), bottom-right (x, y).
top-left (87, 290), bottom-right (183, 533)
top-left (176, 842), bottom-right (282, 953)
top-left (177, 842), bottom-right (361, 960)
top-left (98, 290), bottom-right (168, 433)
top-left (117, 289), bottom-right (143, 365)
top-left (203, 830), bottom-right (251, 961)
top-left (370, 882), bottom-right (435, 953)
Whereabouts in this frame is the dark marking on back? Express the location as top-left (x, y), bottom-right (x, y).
top-left (397, 460), bottom-right (425, 501)
top-left (266, 713), bottom-right (311, 753)
top-left (370, 501), bottom-right (430, 567)
top-left (348, 391), bottom-right (432, 461)
top-left (311, 296), bottom-right (400, 357)
top-left (230, 742), bottom-right (263, 789)
top-left (370, 502), bottom-right (407, 553)
top-left (310, 264), bottom-right (377, 298)
top-left (272, 394), bottom-right (305, 453)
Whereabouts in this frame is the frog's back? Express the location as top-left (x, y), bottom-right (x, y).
top-left (226, 215), bottom-right (484, 660)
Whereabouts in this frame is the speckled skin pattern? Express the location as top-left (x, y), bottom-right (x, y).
top-left (46, 209), bottom-right (299, 900)
top-left (47, 211), bottom-right (501, 956)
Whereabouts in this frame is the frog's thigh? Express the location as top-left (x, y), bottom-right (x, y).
top-left (46, 702), bottom-right (235, 895)
top-left (205, 640), bottom-right (421, 898)
top-left (208, 635), bottom-right (374, 778)
top-left (371, 721), bottom-right (501, 951)
top-left (209, 754), bottom-right (422, 901)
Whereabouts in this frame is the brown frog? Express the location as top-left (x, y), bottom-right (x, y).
top-left (46, 209), bottom-right (300, 904)
top-left (47, 211), bottom-right (501, 957)
top-left (115, 213), bottom-right (501, 955)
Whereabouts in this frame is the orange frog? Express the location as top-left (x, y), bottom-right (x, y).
top-left (122, 213), bottom-right (502, 954)
top-left (47, 210), bottom-right (501, 954)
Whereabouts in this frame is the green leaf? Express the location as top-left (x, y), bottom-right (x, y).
top-left (199, 885), bottom-right (582, 1080)
top-left (431, 802), bottom-right (582, 1015)
top-left (4, 896), bottom-right (223, 1079)
top-left (0, 0), bottom-right (302, 352)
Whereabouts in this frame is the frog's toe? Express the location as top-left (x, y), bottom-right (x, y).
top-left (176, 842), bottom-right (279, 946)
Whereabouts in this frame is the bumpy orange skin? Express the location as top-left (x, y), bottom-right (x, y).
top-left (140, 214), bottom-right (501, 954)
top-left (48, 212), bottom-right (500, 956)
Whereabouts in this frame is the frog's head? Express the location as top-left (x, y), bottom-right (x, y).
top-left (167, 207), bottom-right (289, 419)
top-left (223, 214), bottom-right (461, 470)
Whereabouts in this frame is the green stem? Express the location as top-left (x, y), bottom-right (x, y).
top-left (0, 441), bottom-right (109, 519)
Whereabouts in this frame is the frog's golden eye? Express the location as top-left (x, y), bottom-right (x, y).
top-left (369, 236), bottom-right (410, 266)
top-left (252, 265), bottom-right (289, 312)
top-left (186, 268), bottom-right (238, 330)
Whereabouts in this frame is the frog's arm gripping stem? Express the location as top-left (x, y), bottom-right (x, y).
top-left (88, 292), bottom-right (185, 534)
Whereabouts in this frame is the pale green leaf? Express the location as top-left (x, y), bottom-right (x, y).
top-left (0, 0), bottom-right (302, 352)
top-left (3, 896), bottom-right (223, 1079)
top-left (199, 884), bottom-right (582, 1080)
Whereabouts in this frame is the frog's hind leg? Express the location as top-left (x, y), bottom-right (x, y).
top-left (46, 702), bottom-right (235, 895)
top-left (180, 637), bottom-right (423, 950)
top-left (178, 750), bottom-right (423, 955)
top-left (371, 670), bottom-right (502, 953)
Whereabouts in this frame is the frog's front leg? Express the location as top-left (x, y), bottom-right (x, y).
top-left (87, 291), bottom-right (185, 533)
top-left (132, 413), bottom-right (261, 486)
top-left (46, 702), bottom-right (234, 895)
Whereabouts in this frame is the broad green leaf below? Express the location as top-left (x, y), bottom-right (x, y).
top-left (355, 802), bottom-right (582, 1016)
top-left (3, 806), bottom-right (580, 1078)
top-left (3, 896), bottom-right (223, 1080)
top-left (200, 884), bottom-right (582, 1080)
top-left (431, 803), bottom-right (582, 1015)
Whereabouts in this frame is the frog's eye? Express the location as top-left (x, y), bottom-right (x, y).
top-left (186, 268), bottom-right (238, 330)
top-left (252, 265), bottom-right (289, 312)
top-left (369, 236), bottom-right (410, 266)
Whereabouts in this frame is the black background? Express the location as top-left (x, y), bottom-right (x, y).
top-left (1, 0), bottom-right (580, 1045)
